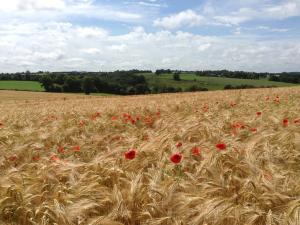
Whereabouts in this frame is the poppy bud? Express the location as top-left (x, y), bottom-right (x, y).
top-left (192, 147), bottom-right (200, 156)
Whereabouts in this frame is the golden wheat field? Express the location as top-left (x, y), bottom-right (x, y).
top-left (0, 87), bottom-right (300, 225)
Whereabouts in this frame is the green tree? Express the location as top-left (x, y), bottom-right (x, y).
top-left (63, 77), bottom-right (82, 92)
top-left (40, 75), bottom-right (54, 92)
top-left (173, 72), bottom-right (181, 81)
top-left (82, 77), bottom-right (95, 95)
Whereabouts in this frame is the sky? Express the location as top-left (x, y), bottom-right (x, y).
top-left (0, 0), bottom-right (300, 73)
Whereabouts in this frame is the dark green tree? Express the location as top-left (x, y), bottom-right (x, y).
top-left (173, 72), bottom-right (181, 81)
top-left (82, 77), bottom-right (95, 95)
top-left (63, 77), bottom-right (82, 92)
top-left (40, 75), bottom-right (54, 91)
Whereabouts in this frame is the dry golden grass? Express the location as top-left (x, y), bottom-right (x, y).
top-left (0, 87), bottom-right (299, 225)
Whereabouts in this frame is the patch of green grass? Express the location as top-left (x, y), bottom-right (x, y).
top-left (143, 73), bottom-right (299, 91)
top-left (0, 81), bottom-right (44, 91)
top-left (0, 81), bottom-right (117, 96)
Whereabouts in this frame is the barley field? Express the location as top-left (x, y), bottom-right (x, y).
top-left (0, 88), bottom-right (299, 225)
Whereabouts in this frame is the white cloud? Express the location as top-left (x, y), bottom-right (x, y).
top-left (0, 21), bottom-right (300, 73)
top-left (65, 4), bottom-right (142, 21)
top-left (154, 10), bottom-right (205, 29)
top-left (214, 15), bottom-right (249, 26)
top-left (154, 1), bottom-right (300, 29)
top-left (0, 0), bottom-right (66, 11)
top-left (213, 0), bottom-right (300, 26)
top-left (265, 1), bottom-right (300, 19)
top-left (108, 44), bottom-right (127, 52)
top-left (0, 0), bottom-right (143, 23)
top-left (138, 1), bottom-right (161, 7)
top-left (76, 27), bottom-right (108, 38)
top-left (32, 51), bottom-right (64, 60)
top-left (82, 48), bottom-right (102, 54)
top-left (198, 43), bottom-right (212, 52)
top-left (256, 26), bottom-right (289, 33)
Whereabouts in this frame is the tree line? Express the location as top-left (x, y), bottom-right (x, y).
top-left (0, 69), bottom-right (299, 95)
top-left (1, 70), bottom-right (299, 84)
top-left (154, 69), bottom-right (300, 83)
top-left (269, 72), bottom-right (300, 84)
top-left (39, 71), bottom-right (150, 95)
top-left (0, 70), bottom-right (210, 95)
top-left (194, 70), bottom-right (262, 79)
top-left (224, 84), bottom-right (275, 90)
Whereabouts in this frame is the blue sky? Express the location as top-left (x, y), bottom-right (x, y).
top-left (0, 0), bottom-right (300, 72)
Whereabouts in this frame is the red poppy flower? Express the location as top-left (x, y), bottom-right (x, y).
top-left (232, 122), bottom-right (245, 129)
top-left (111, 116), bottom-right (118, 121)
top-left (202, 106), bottom-right (209, 112)
top-left (192, 147), bottom-right (201, 156)
top-left (136, 115), bottom-right (141, 121)
top-left (123, 113), bottom-right (131, 119)
top-left (143, 134), bottom-right (149, 141)
top-left (265, 96), bottom-right (270, 101)
top-left (57, 146), bottom-right (65, 153)
top-left (216, 143), bottom-right (227, 150)
top-left (0, 122), bottom-right (3, 127)
top-left (91, 112), bottom-right (101, 120)
top-left (32, 155), bottom-right (40, 161)
top-left (78, 120), bottom-right (85, 127)
top-left (256, 112), bottom-right (262, 116)
top-left (124, 149), bottom-right (136, 160)
top-left (294, 119), bottom-right (300, 124)
top-left (8, 155), bottom-right (18, 161)
top-left (176, 142), bottom-right (183, 148)
top-left (144, 116), bottom-right (154, 127)
top-left (283, 118), bottom-right (289, 127)
top-left (170, 153), bottom-right (182, 164)
top-left (73, 146), bottom-right (81, 151)
top-left (50, 155), bottom-right (59, 162)
top-left (274, 96), bottom-right (280, 103)
top-left (250, 128), bottom-right (257, 132)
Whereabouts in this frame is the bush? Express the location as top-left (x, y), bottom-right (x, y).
top-left (224, 84), bottom-right (233, 90)
top-left (173, 73), bottom-right (181, 81)
top-left (186, 85), bottom-right (208, 92)
top-left (224, 84), bottom-right (275, 90)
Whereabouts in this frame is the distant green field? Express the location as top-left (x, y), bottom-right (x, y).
top-left (0, 81), bottom-right (118, 96)
top-left (0, 81), bottom-right (44, 91)
top-left (143, 73), bottom-right (298, 90)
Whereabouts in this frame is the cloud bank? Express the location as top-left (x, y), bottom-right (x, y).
top-left (0, 0), bottom-right (300, 72)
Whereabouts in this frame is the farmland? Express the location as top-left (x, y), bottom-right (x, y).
top-left (0, 81), bottom-right (44, 92)
top-left (0, 73), bottom-right (298, 95)
top-left (143, 73), bottom-right (298, 90)
top-left (0, 87), bottom-right (300, 225)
